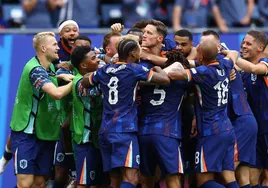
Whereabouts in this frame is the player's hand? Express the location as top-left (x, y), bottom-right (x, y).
top-left (111, 23), bottom-right (124, 33)
top-left (140, 49), bottom-right (150, 60)
top-left (56, 74), bottom-right (74, 82)
top-left (221, 50), bottom-right (238, 56)
top-left (230, 69), bottom-right (236, 81)
top-left (57, 62), bottom-right (73, 71)
top-left (110, 53), bottom-right (119, 64)
top-left (190, 116), bottom-right (197, 138)
top-left (152, 66), bottom-right (162, 73)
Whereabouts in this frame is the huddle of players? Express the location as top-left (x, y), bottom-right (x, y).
top-left (1, 18), bottom-right (268, 188)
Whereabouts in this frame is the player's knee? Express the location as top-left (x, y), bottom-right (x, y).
top-left (55, 166), bottom-right (69, 182)
top-left (249, 169), bottom-right (261, 186)
top-left (32, 182), bottom-right (46, 188)
top-left (221, 170), bottom-right (236, 184)
top-left (17, 180), bottom-right (33, 188)
top-left (166, 174), bottom-right (181, 188)
top-left (32, 176), bottom-right (47, 188)
top-left (17, 175), bottom-right (34, 188)
top-left (235, 168), bottom-right (249, 185)
top-left (123, 168), bottom-right (139, 185)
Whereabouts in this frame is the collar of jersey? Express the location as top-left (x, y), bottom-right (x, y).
top-left (115, 61), bottom-right (127, 64)
top-left (60, 40), bottom-right (72, 54)
top-left (207, 61), bottom-right (219, 66)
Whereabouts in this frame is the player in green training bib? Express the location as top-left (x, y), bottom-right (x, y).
top-left (9, 32), bottom-right (74, 188)
top-left (70, 46), bottom-right (105, 187)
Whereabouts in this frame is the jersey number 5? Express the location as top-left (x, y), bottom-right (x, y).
top-left (108, 76), bottom-right (119, 105)
top-left (150, 86), bottom-right (166, 106)
top-left (213, 78), bottom-right (229, 106)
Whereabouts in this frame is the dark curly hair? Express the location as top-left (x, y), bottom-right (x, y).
top-left (71, 46), bottom-right (91, 69)
top-left (165, 50), bottom-right (190, 69)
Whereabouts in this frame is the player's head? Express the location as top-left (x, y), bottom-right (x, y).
top-left (142, 19), bottom-right (167, 48)
top-left (102, 32), bottom-right (122, 57)
top-left (241, 30), bottom-right (267, 61)
top-left (174, 29), bottom-right (193, 57)
top-left (117, 39), bottom-right (140, 63)
top-left (132, 20), bottom-right (149, 32)
top-left (165, 50), bottom-right (190, 68)
top-left (201, 30), bottom-right (220, 43)
top-left (73, 35), bottom-right (92, 49)
top-left (201, 30), bottom-right (221, 52)
top-left (127, 27), bottom-right (143, 45)
top-left (71, 46), bottom-right (99, 74)
top-left (58, 20), bottom-right (79, 49)
top-left (196, 40), bottom-right (218, 65)
top-left (263, 39), bottom-right (268, 58)
top-left (33, 31), bottom-right (60, 62)
top-left (240, 37), bottom-right (245, 58)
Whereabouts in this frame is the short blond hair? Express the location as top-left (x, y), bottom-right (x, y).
top-left (116, 34), bottom-right (140, 49)
top-left (33, 31), bottom-right (56, 51)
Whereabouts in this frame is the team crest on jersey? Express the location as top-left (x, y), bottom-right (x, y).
top-left (90, 171), bottom-right (96, 180)
top-left (57, 153), bottom-right (65, 162)
top-left (48, 102), bottom-right (54, 111)
top-left (19, 159), bottom-right (28, 169)
top-left (251, 74), bottom-right (257, 82)
top-left (136, 155), bottom-right (140, 165)
top-left (142, 66), bottom-right (149, 72)
top-left (190, 68), bottom-right (197, 74)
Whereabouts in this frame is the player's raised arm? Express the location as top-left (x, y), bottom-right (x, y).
top-left (236, 58), bottom-right (268, 75)
top-left (221, 50), bottom-right (239, 64)
top-left (140, 49), bottom-right (168, 67)
top-left (81, 72), bottom-right (93, 88)
top-left (41, 81), bottom-right (72, 100)
top-left (167, 64), bottom-right (188, 81)
top-left (149, 66), bottom-right (170, 85)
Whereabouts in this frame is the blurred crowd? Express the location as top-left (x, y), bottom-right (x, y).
top-left (0, 0), bottom-right (268, 32)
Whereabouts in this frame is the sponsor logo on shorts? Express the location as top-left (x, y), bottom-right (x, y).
top-left (19, 159), bottom-right (27, 169)
top-left (136, 155), bottom-right (140, 165)
top-left (57, 153), bottom-right (65, 163)
top-left (90, 171), bottom-right (95, 180)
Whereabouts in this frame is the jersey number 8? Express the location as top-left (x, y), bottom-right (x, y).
top-left (108, 77), bottom-right (119, 104)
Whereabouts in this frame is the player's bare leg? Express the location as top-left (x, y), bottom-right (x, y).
top-left (262, 169), bottom-right (268, 186)
top-left (54, 166), bottom-right (69, 186)
top-left (250, 168), bottom-right (262, 186)
top-left (110, 170), bottom-right (122, 188)
top-left (16, 174), bottom-right (34, 188)
top-left (221, 170), bottom-right (239, 187)
top-left (197, 173), bottom-right (225, 188)
top-left (165, 174), bottom-right (181, 188)
top-left (235, 165), bottom-right (250, 187)
top-left (121, 167), bottom-right (139, 187)
top-left (196, 173), bottom-right (214, 187)
top-left (139, 175), bottom-right (155, 188)
top-left (32, 175), bottom-right (47, 188)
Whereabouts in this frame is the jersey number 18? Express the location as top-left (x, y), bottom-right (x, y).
top-left (213, 78), bottom-right (229, 106)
